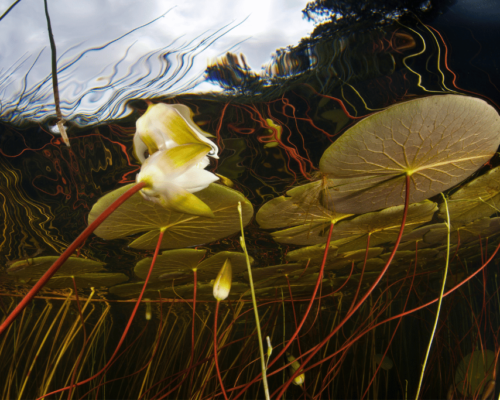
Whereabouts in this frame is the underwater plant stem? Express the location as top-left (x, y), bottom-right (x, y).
top-left (214, 301), bottom-right (228, 400)
top-left (67, 279), bottom-right (88, 400)
top-left (43, 0), bottom-right (69, 146)
top-left (273, 174), bottom-right (411, 400)
top-left (237, 202), bottom-right (270, 400)
top-left (232, 220), bottom-right (336, 400)
top-left (37, 225), bottom-right (163, 400)
top-left (0, 182), bottom-right (146, 338)
top-left (188, 269), bottom-right (198, 398)
top-left (415, 193), bottom-right (451, 399)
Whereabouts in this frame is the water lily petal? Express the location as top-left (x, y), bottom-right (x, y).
top-left (169, 104), bottom-right (216, 139)
top-left (173, 166), bottom-right (219, 193)
top-left (135, 103), bottom-right (218, 158)
top-left (133, 131), bottom-right (149, 163)
top-left (137, 144), bottom-right (210, 188)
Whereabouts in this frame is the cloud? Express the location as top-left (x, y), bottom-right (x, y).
top-left (0, 0), bottom-right (313, 125)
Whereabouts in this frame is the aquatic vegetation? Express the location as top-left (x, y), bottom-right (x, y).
top-left (2, 87), bottom-right (500, 400)
top-left (319, 95), bottom-right (500, 214)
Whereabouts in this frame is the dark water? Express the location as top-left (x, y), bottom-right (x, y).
top-left (1, 1), bottom-right (500, 399)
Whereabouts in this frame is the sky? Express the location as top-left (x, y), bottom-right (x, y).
top-left (0, 0), bottom-right (314, 125)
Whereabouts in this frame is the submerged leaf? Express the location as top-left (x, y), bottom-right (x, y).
top-left (319, 95), bottom-right (500, 214)
top-left (89, 183), bottom-right (253, 250)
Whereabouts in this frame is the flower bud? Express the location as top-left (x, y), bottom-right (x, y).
top-left (213, 258), bottom-right (232, 301)
top-left (286, 352), bottom-right (305, 386)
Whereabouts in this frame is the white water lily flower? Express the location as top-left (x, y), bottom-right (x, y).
top-left (136, 144), bottom-right (219, 218)
top-left (134, 102), bottom-right (220, 217)
top-left (134, 103), bottom-right (218, 163)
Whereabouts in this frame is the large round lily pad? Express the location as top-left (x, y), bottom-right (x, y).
top-left (88, 183), bottom-right (253, 250)
top-left (319, 95), bottom-right (500, 214)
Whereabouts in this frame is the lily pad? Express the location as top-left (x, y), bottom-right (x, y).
top-left (439, 166), bottom-right (500, 225)
top-left (45, 273), bottom-right (128, 289)
top-left (7, 256), bottom-right (105, 281)
top-left (244, 263), bottom-right (307, 288)
top-left (379, 248), bottom-right (438, 264)
top-left (279, 201), bottom-right (436, 248)
top-left (358, 258), bottom-right (386, 272)
top-left (89, 183), bottom-right (253, 250)
top-left (134, 249), bottom-right (206, 281)
top-left (286, 244), bottom-right (339, 264)
top-left (287, 245), bottom-right (382, 267)
top-left (109, 281), bottom-right (175, 298)
top-left (256, 180), bottom-right (350, 230)
top-left (319, 95), bottom-right (500, 214)
top-left (423, 217), bottom-right (490, 246)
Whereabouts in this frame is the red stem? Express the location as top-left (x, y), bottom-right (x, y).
top-left (0, 182), bottom-right (146, 337)
top-left (38, 227), bottom-right (164, 399)
top-left (273, 174), bottom-right (411, 399)
top-left (214, 301), bottom-right (229, 400)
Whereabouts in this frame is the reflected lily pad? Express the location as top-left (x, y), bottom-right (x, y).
top-left (439, 166), bottom-right (500, 225)
top-left (319, 95), bottom-right (500, 214)
top-left (89, 183), bottom-right (253, 249)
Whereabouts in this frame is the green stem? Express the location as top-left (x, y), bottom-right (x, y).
top-left (415, 193), bottom-right (451, 399)
top-left (237, 202), bottom-right (270, 400)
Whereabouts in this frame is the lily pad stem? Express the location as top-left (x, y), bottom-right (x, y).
top-left (273, 174), bottom-right (411, 400)
top-left (40, 223), bottom-right (164, 399)
top-left (237, 202), bottom-right (270, 400)
top-left (214, 300), bottom-right (228, 400)
top-left (233, 218), bottom-right (336, 400)
top-left (0, 181), bottom-right (146, 337)
top-left (415, 193), bottom-right (451, 399)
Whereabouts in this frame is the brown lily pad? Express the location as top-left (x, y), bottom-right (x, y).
top-left (319, 95), bottom-right (500, 214)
